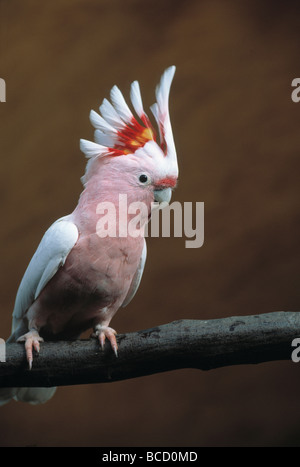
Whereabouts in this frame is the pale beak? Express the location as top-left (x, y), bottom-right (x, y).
top-left (154, 187), bottom-right (172, 204)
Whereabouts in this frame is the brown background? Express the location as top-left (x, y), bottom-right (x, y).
top-left (0, 0), bottom-right (300, 447)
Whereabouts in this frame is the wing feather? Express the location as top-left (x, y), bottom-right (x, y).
top-left (11, 217), bottom-right (79, 332)
top-left (122, 239), bottom-right (147, 308)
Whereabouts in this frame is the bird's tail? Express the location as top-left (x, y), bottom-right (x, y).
top-left (0, 387), bottom-right (57, 406)
top-left (0, 333), bottom-right (57, 406)
top-left (0, 388), bottom-right (18, 406)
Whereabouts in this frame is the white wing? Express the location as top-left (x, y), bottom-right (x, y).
top-left (122, 239), bottom-right (147, 308)
top-left (12, 216), bottom-right (79, 332)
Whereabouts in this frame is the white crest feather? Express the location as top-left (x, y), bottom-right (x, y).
top-left (89, 109), bottom-right (117, 134)
top-left (110, 85), bottom-right (134, 123)
top-left (80, 66), bottom-right (178, 181)
top-left (130, 80), bottom-right (144, 119)
top-left (79, 139), bottom-right (106, 159)
top-left (99, 98), bottom-right (126, 131)
top-left (155, 65), bottom-right (176, 116)
top-left (94, 129), bottom-right (115, 147)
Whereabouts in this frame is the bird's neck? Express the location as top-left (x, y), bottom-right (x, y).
top-left (72, 175), bottom-right (153, 236)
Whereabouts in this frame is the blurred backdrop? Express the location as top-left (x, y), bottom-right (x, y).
top-left (0, 0), bottom-right (300, 447)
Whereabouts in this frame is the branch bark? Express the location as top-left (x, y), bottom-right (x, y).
top-left (0, 311), bottom-right (299, 388)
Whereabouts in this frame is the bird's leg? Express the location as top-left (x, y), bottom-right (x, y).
top-left (92, 323), bottom-right (118, 357)
top-left (17, 328), bottom-right (44, 370)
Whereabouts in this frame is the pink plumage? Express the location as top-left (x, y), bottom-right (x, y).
top-left (0, 66), bottom-right (178, 405)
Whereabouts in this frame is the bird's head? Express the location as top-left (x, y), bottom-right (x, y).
top-left (80, 67), bottom-right (178, 205)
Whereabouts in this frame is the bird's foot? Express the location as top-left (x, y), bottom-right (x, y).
top-left (92, 325), bottom-right (118, 357)
top-left (17, 330), bottom-right (44, 370)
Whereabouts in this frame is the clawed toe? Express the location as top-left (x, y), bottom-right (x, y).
top-left (17, 330), bottom-right (44, 370)
top-left (92, 325), bottom-right (118, 357)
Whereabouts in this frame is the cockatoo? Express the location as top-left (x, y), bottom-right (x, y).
top-left (0, 66), bottom-right (178, 405)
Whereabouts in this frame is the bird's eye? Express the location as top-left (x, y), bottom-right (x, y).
top-left (139, 174), bottom-right (150, 184)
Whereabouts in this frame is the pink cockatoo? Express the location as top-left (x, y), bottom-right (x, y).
top-left (0, 66), bottom-right (178, 405)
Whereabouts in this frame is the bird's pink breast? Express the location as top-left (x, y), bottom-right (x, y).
top-left (33, 230), bottom-right (144, 339)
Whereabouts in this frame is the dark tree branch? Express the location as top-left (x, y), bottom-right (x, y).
top-left (0, 311), bottom-right (299, 388)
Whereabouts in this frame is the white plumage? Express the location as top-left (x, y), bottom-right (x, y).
top-left (12, 217), bottom-right (79, 334)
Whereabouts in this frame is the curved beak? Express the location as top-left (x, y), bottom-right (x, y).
top-left (154, 187), bottom-right (172, 204)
